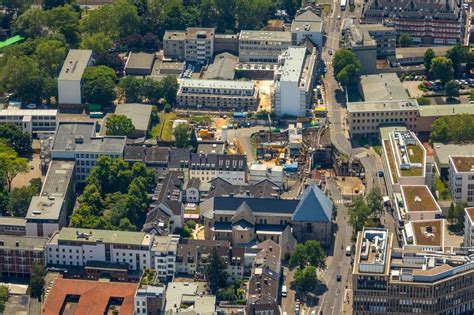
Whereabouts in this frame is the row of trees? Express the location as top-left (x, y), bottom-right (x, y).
top-left (288, 240), bottom-right (326, 294)
top-left (69, 156), bottom-right (155, 231)
top-left (119, 76), bottom-right (178, 105)
top-left (348, 188), bottom-right (384, 234)
top-left (430, 114), bottom-right (474, 144)
top-left (424, 45), bottom-right (474, 83)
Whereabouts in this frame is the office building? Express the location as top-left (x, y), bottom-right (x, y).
top-left (360, 24), bottom-right (397, 57)
top-left (176, 79), bottom-right (259, 110)
top-left (433, 143), bottom-right (474, 179)
top-left (51, 122), bottom-right (126, 183)
top-left (273, 46), bottom-right (317, 117)
top-left (464, 207), bottom-right (474, 247)
top-left (342, 22), bottom-right (378, 74)
top-left (26, 160), bottom-right (75, 237)
top-left (189, 153), bottom-right (247, 185)
top-left (0, 108), bottom-right (57, 135)
top-left (163, 27), bottom-right (215, 64)
top-left (58, 49), bottom-right (93, 105)
top-left (362, 0), bottom-right (464, 45)
top-left (151, 235), bottom-right (179, 281)
top-left (0, 217), bottom-right (26, 236)
top-left (448, 156), bottom-right (474, 206)
top-left (291, 9), bottom-right (324, 48)
top-left (404, 219), bottom-right (445, 250)
top-left (0, 235), bottom-right (47, 278)
top-left (394, 185), bottom-right (442, 222)
top-left (353, 228), bottom-right (474, 314)
top-left (163, 31), bottom-right (185, 60)
top-left (239, 30), bottom-right (292, 63)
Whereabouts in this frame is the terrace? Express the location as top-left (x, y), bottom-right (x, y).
top-left (410, 220), bottom-right (443, 247)
top-left (390, 131), bottom-right (425, 178)
top-left (401, 186), bottom-right (440, 213)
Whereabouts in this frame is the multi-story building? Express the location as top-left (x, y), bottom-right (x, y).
top-left (58, 49), bottom-right (93, 105)
top-left (51, 122), bottom-right (125, 183)
top-left (464, 207), bottom-right (474, 247)
top-left (150, 235), bottom-right (179, 281)
top-left (353, 227), bottom-right (474, 314)
top-left (291, 9), bottom-right (324, 48)
top-left (163, 27), bottom-right (215, 64)
top-left (239, 30), bottom-right (292, 63)
top-left (360, 24), bottom-right (397, 57)
top-left (249, 164), bottom-right (284, 187)
top-left (189, 153), bottom-right (247, 185)
top-left (342, 21), bottom-right (378, 74)
top-left (26, 160), bottom-right (75, 237)
top-left (176, 79), bottom-right (259, 110)
top-left (0, 109), bottom-right (57, 135)
top-left (46, 228), bottom-right (155, 271)
top-left (448, 156), bottom-right (474, 207)
top-left (135, 283), bottom-right (165, 315)
top-left (0, 235), bottom-right (48, 278)
top-left (404, 219), bottom-right (445, 251)
top-left (0, 217), bottom-right (26, 236)
top-left (395, 185), bottom-right (442, 223)
top-left (273, 46), bottom-right (317, 117)
top-left (362, 0), bottom-right (464, 45)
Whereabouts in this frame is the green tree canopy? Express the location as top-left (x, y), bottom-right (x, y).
top-left (348, 196), bottom-right (370, 234)
top-left (446, 44), bottom-right (467, 72)
top-left (173, 123), bottom-right (190, 148)
top-left (0, 285), bottom-right (8, 312)
top-left (430, 56), bottom-right (454, 84)
top-left (293, 265), bottom-right (318, 293)
top-left (399, 32), bottom-right (412, 47)
top-left (0, 144), bottom-right (29, 191)
top-left (0, 123), bottom-right (32, 155)
top-left (332, 49), bottom-right (361, 86)
top-left (34, 39), bottom-right (67, 77)
top-left (445, 80), bottom-right (460, 99)
top-left (430, 114), bottom-right (474, 143)
top-left (288, 240), bottom-right (326, 270)
top-left (80, 32), bottom-right (114, 55)
top-left (83, 65), bottom-right (117, 105)
top-left (6, 185), bottom-right (37, 216)
top-left (204, 247), bottom-right (227, 294)
top-left (30, 262), bottom-right (45, 299)
top-left (119, 76), bottom-right (142, 103)
top-left (106, 114), bottom-right (135, 136)
top-left (366, 188), bottom-right (383, 218)
top-left (424, 48), bottom-right (435, 70)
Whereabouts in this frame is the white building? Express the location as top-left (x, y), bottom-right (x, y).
top-left (395, 185), bottom-right (442, 222)
top-left (0, 108), bottom-right (57, 135)
top-left (239, 30), bottom-right (292, 63)
top-left (448, 156), bottom-right (474, 206)
top-left (51, 122), bottom-right (125, 182)
top-left (46, 228), bottom-right (154, 271)
top-left (291, 9), bottom-right (324, 48)
top-left (273, 46), bottom-right (317, 117)
top-left (150, 235), bottom-right (179, 280)
top-left (189, 153), bottom-right (247, 185)
top-left (464, 207), bottom-right (474, 247)
top-left (58, 49), bottom-right (93, 105)
top-left (249, 164), bottom-right (284, 187)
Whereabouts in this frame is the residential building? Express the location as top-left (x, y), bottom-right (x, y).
top-left (362, 0), bottom-right (464, 45)
top-left (291, 9), bottom-right (324, 48)
top-left (201, 184), bottom-right (333, 246)
top-left (0, 108), bottom-right (57, 135)
top-left (197, 141), bottom-right (225, 155)
top-left (464, 207), bottom-right (474, 247)
top-left (58, 49), bottom-right (93, 105)
top-left (124, 52), bottom-right (155, 76)
top-left (163, 27), bottom-right (215, 64)
top-left (124, 145), bottom-right (169, 171)
top-left (404, 219), bottom-right (445, 250)
top-left (394, 185), bottom-right (442, 222)
top-left (342, 21), bottom-right (377, 74)
top-left (114, 103), bottom-right (152, 139)
top-left (353, 228), bottom-right (474, 314)
top-left (360, 24), bottom-right (397, 58)
top-left (432, 143), bottom-right (474, 179)
top-left (448, 156), bottom-right (474, 206)
top-left (42, 278), bottom-right (138, 315)
top-left (164, 282), bottom-right (216, 315)
top-left (26, 160), bottom-right (75, 238)
top-left (189, 153), bottom-right (247, 185)
top-left (176, 79), bottom-right (259, 110)
top-left (0, 235), bottom-right (47, 278)
top-left (239, 30), bottom-right (292, 63)
top-left (249, 164), bottom-right (284, 187)
top-left (51, 122), bottom-right (126, 183)
top-left (0, 217), bottom-right (26, 236)
top-left (273, 46), bottom-right (317, 117)
top-left (184, 178), bottom-right (200, 203)
top-left (135, 282), bottom-right (165, 315)
top-left (46, 228), bottom-right (154, 271)
top-left (151, 235), bottom-right (179, 281)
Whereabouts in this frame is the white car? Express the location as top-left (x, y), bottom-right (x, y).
top-left (26, 103), bottom-right (36, 109)
top-left (337, 15), bottom-right (341, 20)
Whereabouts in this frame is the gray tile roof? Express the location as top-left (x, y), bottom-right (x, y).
top-left (292, 184), bottom-right (333, 222)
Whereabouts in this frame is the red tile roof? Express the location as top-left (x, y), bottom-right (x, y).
top-left (42, 278), bottom-right (138, 315)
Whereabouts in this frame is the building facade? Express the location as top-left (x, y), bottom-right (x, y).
top-left (448, 156), bottom-right (474, 207)
top-left (58, 49), bottom-right (93, 105)
top-left (163, 27), bottom-right (215, 64)
top-left (0, 235), bottom-right (47, 278)
top-left (0, 109), bottom-right (57, 135)
top-left (189, 153), bottom-right (247, 185)
top-left (239, 30), bottom-right (292, 63)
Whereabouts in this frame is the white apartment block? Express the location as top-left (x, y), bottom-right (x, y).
top-left (163, 27), bottom-right (215, 64)
top-left (273, 46), bottom-right (317, 117)
top-left (0, 109), bottom-right (57, 135)
top-left (189, 153), bottom-right (247, 185)
top-left (58, 49), bottom-right (93, 105)
top-left (464, 207), bottom-right (474, 247)
top-left (291, 10), bottom-right (324, 48)
top-left (151, 235), bottom-right (179, 280)
top-left (239, 30), bottom-right (292, 63)
top-left (176, 79), bottom-right (258, 110)
top-left (448, 156), bottom-right (474, 206)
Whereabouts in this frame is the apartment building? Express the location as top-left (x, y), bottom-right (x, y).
top-left (448, 156), bottom-right (474, 206)
top-left (362, 0), bottom-right (464, 45)
top-left (360, 24), bottom-right (397, 57)
top-left (342, 21), bottom-right (377, 74)
top-left (135, 283), bottom-right (165, 315)
top-left (273, 46), bottom-right (317, 117)
top-left (353, 228), bottom-right (474, 314)
top-left (151, 235), bottom-right (179, 281)
top-left (0, 109), bottom-right (57, 135)
top-left (46, 228), bottom-right (154, 271)
top-left (465, 207), bottom-right (474, 247)
top-left (291, 9), bottom-right (324, 48)
top-left (176, 79), bottom-right (258, 110)
top-left (395, 185), bottom-right (442, 222)
top-left (25, 160), bottom-right (75, 238)
top-left (58, 49), bottom-right (93, 105)
top-left (189, 153), bottom-right (247, 185)
top-left (404, 219), bottom-right (445, 251)
top-left (239, 30), bottom-right (292, 63)
top-left (0, 235), bottom-right (47, 278)
top-left (51, 122), bottom-right (125, 183)
top-left (163, 27), bottom-right (215, 64)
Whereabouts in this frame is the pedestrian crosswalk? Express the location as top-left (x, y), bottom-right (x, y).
top-left (334, 199), bottom-right (344, 205)
top-left (325, 61), bottom-right (332, 66)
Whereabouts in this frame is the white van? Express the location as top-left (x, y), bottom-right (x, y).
top-left (345, 246), bottom-right (352, 256)
top-left (281, 285), bottom-right (287, 297)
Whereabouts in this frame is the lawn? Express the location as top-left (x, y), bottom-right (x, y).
top-left (400, 168), bottom-right (423, 177)
top-left (406, 144), bottom-right (423, 164)
top-left (150, 112), bottom-right (178, 140)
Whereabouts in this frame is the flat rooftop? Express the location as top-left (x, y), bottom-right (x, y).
top-left (291, 19), bottom-right (323, 33)
top-left (114, 103), bottom-right (152, 132)
top-left (58, 49), bottom-right (92, 81)
top-left (53, 227), bottom-right (152, 247)
top-left (278, 46), bottom-right (306, 83)
top-left (347, 99), bottom-right (418, 113)
top-left (419, 103), bottom-right (474, 117)
top-left (409, 219), bottom-right (444, 247)
top-left (41, 160), bottom-right (75, 198)
top-left (401, 185), bottom-right (441, 213)
top-left (433, 142), bottom-right (474, 167)
top-left (0, 217), bottom-right (26, 227)
top-left (239, 30), bottom-right (292, 42)
top-left (0, 109), bottom-right (57, 116)
top-left (355, 228), bottom-right (390, 274)
top-left (359, 73), bottom-right (409, 102)
top-left (125, 52), bottom-right (155, 70)
top-left (0, 235), bottom-right (47, 250)
top-left (395, 46), bottom-right (451, 59)
top-left (26, 196), bottom-right (64, 221)
top-left (449, 156), bottom-right (474, 173)
top-left (181, 79), bottom-right (255, 90)
top-left (185, 27), bottom-right (215, 39)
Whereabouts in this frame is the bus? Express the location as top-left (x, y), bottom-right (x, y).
top-left (340, 0), bottom-right (346, 10)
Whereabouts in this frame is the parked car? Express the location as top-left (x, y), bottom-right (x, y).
top-left (26, 103), bottom-right (36, 109)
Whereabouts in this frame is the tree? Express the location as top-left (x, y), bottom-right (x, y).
top-left (416, 96), bottom-right (431, 105)
top-left (42, 0), bottom-right (75, 10)
top-left (34, 39), bottom-right (67, 77)
top-left (118, 218), bottom-right (136, 231)
top-left (6, 185), bottom-right (37, 216)
top-left (0, 123), bottom-right (32, 155)
top-left (288, 240), bottom-right (326, 270)
top-left (399, 32), bottom-right (412, 47)
top-left (293, 266), bottom-right (318, 293)
top-left (158, 76), bottom-right (179, 105)
top-left (12, 8), bottom-right (47, 38)
top-left (0, 145), bottom-right (29, 191)
top-left (173, 124), bottom-right (190, 148)
top-left (106, 114), bottom-right (135, 136)
top-left (430, 57), bottom-right (454, 84)
top-left (445, 80), bottom-right (460, 99)
top-left (366, 188), bottom-right (383, 218)
top-left (348, 196), bottom-right (370, 234)
top-left (30, 262), bottom-right (45, 299)
top-left (0, 285), bottom-right (9, 312)
top-left (82, 66), bottom-right (117, 105)
top-left (204, 247), bottom-right (227, 294)
top-left (447, 203), bottom-right (456, 224)
top-left (46, 5), bottom-right (81, 46)
top-left (80, 32), bottom-right (114, 55)
top-left (235, 0), bottom-right (273, 30)
top-left (332, 49), bottom-right (360, 87)
top-left (424, 48), bottom-right (435, 71)
top-left (446, 44), bottom-right (467, 72)
top-left (119, 76), bottom-right (142, 103)
top-left (454, 202), bottom-right (468, 230)
top-left (430, 114), bottom-right (474, 144)
top-left (29, 178), bottom-right (42, 194)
